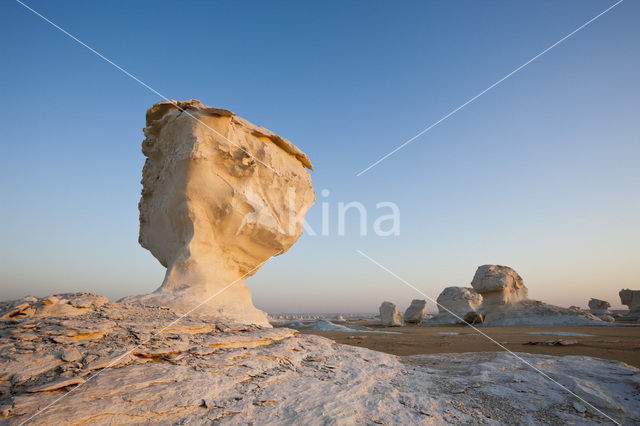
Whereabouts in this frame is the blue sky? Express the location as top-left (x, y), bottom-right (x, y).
top-left (1, 0), bottom-right (638, 312)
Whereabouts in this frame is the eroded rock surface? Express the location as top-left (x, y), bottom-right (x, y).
top-left (379, 302), bottom-right (402, 326)
top-left (1, 294), bottom-right (638, 424)
top-left (123, 100), bottom-right (315, 326)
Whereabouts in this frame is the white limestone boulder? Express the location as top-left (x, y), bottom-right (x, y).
top-left (588, 298), bottom-right (611, 316)
top-left (403, 299), bottom-right (427, 324)
top-left (121, 100), bottom-right (315, 327)
top-left (379, 302), bottom-right (402, 326)
top-left (436, 287), bottom-right (482, 318)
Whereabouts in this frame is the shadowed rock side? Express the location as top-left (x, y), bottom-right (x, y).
top-left (1, 293), bottom-right (639, 424)
top-left (121, 100), bottom-right (315, 326)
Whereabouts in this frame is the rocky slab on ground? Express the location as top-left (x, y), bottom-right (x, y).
top-left (1, 293), bottom-right (639, 424)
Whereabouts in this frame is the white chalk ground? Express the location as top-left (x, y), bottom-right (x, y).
top-left (2, 294), bottom-right (639, 425)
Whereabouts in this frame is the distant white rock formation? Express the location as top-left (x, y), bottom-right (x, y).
top-left (470, 265), bottom-right (528, 307)
top-left (619, 289), bottom-right (640, 316)
top-left (403, 299), bottom-right (427, 324)
top-left (588, 298), bottom-right (611, 316)
top-left (121, 100), bottom-right (315, 326)
top-left (379, 302), bottom-right (402, 326)
top-left (425, 265), bottom-right (603, 326)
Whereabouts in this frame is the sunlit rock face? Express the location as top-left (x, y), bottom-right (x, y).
top-left (123, 100), bottom-right (315, 326)
top-left (471, 265), bottom-right (528, 308)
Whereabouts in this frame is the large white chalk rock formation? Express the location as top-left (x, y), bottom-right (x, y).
top-left (122, 100), bottom-right (315, 326)
top-left (379, 302), bottom-right (402, 326)
top-left (619, 289), bottom-right (640, 316)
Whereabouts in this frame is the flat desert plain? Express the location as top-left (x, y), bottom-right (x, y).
top-left (299, 323), bottom-right (640, 367)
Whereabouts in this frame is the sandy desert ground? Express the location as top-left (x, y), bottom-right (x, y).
top-left (297, 322), bottom-right (640, 368)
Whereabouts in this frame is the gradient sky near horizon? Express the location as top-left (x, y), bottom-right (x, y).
top-left (1, 0), bottom-right (638, 313)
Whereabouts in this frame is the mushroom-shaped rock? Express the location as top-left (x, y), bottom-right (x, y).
top-left (588, 298), bottom-right (611, 316)
top-left (436, 287), bottom-right (482, 318)
top-left (379, 302), bottom-right (402, 326)
top-left (619, 289), bottom-right (640, 315)
top-left (471, 265), bottom-right (528, 307)
top-left (403, 299), bottom-right (427, 324)
top-left (122, 100), bottom-right (315, 327)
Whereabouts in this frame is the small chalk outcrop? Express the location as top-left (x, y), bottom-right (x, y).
top-left (122, 100), bottom-right (315, 327)
top-left (619, 289), bottom-right (640, 316)
top-left (379, 302), bottom-right (402, 326)
top-left (470, 265), bottom-right (528, 307)
top-left (588, 298), bottom-right (611, 316)
top-left (403, 299), bottom-right (427, 324)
